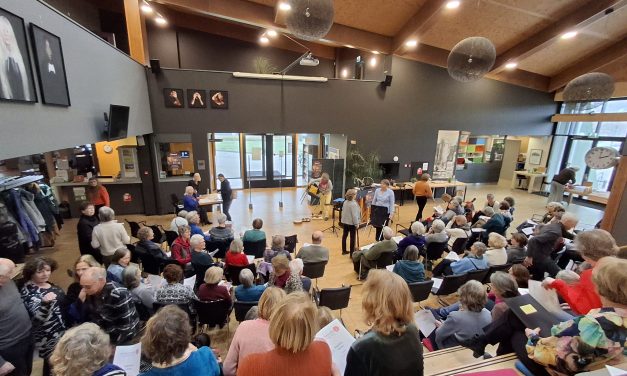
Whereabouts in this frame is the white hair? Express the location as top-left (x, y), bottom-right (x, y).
top-left (217, 213), bottom-right (227, 224)
top-left (289, 258), bottom-right (304, 275)
top-left (382, 226), bottom-right (394, 240)
top-left (190, 234), bottom-right (205, 247)
top-left (411, 221), bottom-right (426, 235)
top-left (561, 212), bottom-right (579, 227)
top-left (239, 268), bottom-right (254, 287)
top-left (0, 16), bottom-right (33, 101)
top-left (431, 220), bottom-right (445, 233)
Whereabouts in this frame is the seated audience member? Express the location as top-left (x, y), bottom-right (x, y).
top-left (461, 257), bottom-right (627, 376)
top-left (171, 225), bottom-right (192, 267)
top-left (453, 196), bottom-right (465, 215)
top-left (498, 201), bottom-right (512, 221)
top-left (225, 238), bottom-right (249, 267)
top-left (268, 255), bottom-right (303, 294)
top-left (296, 231), bottom-right (330, 264)
top-left (489, 272), bottom-right (519, 321)
top-left (0, 259), bottom-right (34, 376)
top-left (169, 210), bottom-right (188, 232)
top-left (441, 200), bottom-right (461, 223)
top-left (502, 196), bottom-right (515, 216)
top-left (198, 266), bottom-right (232, 304)
top-left (506, 233), bottom-right (527, 264)
top-left (106, 247), bottom-right (131, 283)
top-left (122, 265), bottom-right (155, 312)
top-left (542, 229), bottom-right (618, 315)
top-left (392, 245), bottom-right (425, 284)
top-left (234, 269), bottom-right (266, 302)
top-left (524, 213), bottom-right (578, 280)
top-left (182, 186), bottom-right (199, 213)
top-left (135, 227), bottom-right (170, 261)
top-left (190, 234), bottom-right (215, 267)
top-left (242, 218), bottom-right (266, 243)
top-left (555, 269), bottom-right (580, 284)
top-left (509, 264), bottom-right (530, 288)
top-left (20, 257), bottom-right (66, 376)
top-left (482, 206), bottom-right (511, 237)
top-left (223, 287), bottom-right (286, 376)
top-left (445, 215), bottom-right (471, 251)
top-left (426, 219), bottom-right (448, 244)
top-left (237, 293), bottom-right (334, 376)
top-left (432, 242), bottom-right (488, 277)
top-left (155, 264), bottom-right (196, 305)
top-left (352, 226), bottom-right (397, 280)
top-left (541, 202), bottom-right (565, 224)
top-left (90, 206), bottom-right (130, 266)
top-left (140, 306), bottom-right (220, 376)
top-left (77, 201), bottom-right (100, 260)
top-left (471, 194), bottom-right (500, 224)
top-left (65, 255), bottom-right (101, 310)
top-left (264, 235), bottom-right (292, 262)
top-left (345, 270), bottom-right (423, 376)
top-left (396, 221), bottom-right (426, 260)
top-left (50, 323), bottom-right (126, 376)
top-left (485, 233), bottom-right (508, 266)
top-left (289, 259), bottom-right (312, 293)
top-left (433, 280), bottom-right (491, 349)
top-left (186, 211), bottom-right (210, 241)
top-left (77, 267), bottom-right (139, 344)
top-left (317, 306), bottom-right (335, 328)
top-left (209, 213), bottom-right (234, 241)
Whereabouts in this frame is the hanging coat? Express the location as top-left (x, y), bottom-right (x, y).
top-left (19, 189), bottom-right (46, 232)
top-left (6, 189), bottom-right (39, 246)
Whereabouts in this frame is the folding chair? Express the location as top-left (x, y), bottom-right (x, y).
top-left (431, 274), bottom-right (468, 306)
top-left (317, 285), bottom-right (351, 320)
top-left (407, 280), bottom-right (434, 309)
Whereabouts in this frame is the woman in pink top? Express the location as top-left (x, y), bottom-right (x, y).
top-left (222, 287), bottom-right (286, 376)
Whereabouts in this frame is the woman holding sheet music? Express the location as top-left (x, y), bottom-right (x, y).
top-left (371, 180), bottom-right (395, 241)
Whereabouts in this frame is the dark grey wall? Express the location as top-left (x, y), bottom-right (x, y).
top-left (0, 0), bottom-right (152, 160)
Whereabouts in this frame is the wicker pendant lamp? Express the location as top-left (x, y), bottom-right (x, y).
top-left (286, 0), bottom-right (334, 41)
top-left (447, 37), bottom-right (496, 82)
top-left (563, 72), bottom-right (615, 111)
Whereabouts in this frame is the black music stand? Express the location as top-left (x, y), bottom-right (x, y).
top-left (366, 205), bottom-right (389, 241)
top-left (322, 199), bottom-right (343, 236)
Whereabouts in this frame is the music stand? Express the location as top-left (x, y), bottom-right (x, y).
top-left (365, 205), bottom-right (389, 241)
top-left (322, 199), bottom-right (343, 236)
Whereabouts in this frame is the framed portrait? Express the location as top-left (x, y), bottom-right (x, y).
top-left (187, 89), bottom-right (206, 108)
top-left (164, 88), bottom-right (184, 108)
top-left (0, 8), bottom-right (37, 103)
top-left (210, 90), bottom-right (228, 109)
top-left (30, 24), bottom-right (70, 106)
top-left (529, 149), bottom-right (543, 165)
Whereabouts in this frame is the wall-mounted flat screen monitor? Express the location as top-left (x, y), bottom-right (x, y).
top-left (379, 163), bottom-right (400, 180)
top-left (107, 105), bottom-right (130, 141)
top-left (179, 151), bottom-right (190, 158)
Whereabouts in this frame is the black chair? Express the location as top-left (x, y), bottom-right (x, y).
top-left (407, 280), bottom-right (434, 309)
top-left (317, 285), bottom-right (351, 319)
top-left (243, 239), bottom-right (266, 259)
top-left (127, 244), bottom-right (140, 264)
top-left (193, 299), bottom-right (232, 333)
top-left (149, 224), bottom-right (167, 244)
top-left (138, 253), bottom-right (163, 275)
top-left (375, 252), bottom-right (395, 269)
top-left (450, 237), bottom-right (469, 255)
top-left (466, 268), bottom-right (490, 284)
top-left (125, 220), bottom-right (146, 239)
top-left (425, 241), bottom-right (449, 261)
top-left (482, 263), bottom-right (513, 284)
top-left (233, 301), bottom-right (258, 322)
top-left (205, 239), bottom-right (230, 259)
top-left (302, 261), bottom-right (327, 290)
top-left (165, 231), bottom-right (179, 248)
top-left (284, 234), bottom-right (298, 253)
top-left (135, 301), bottom-right (152, 322)
top-left (432, 273), bottom-right (468, 306)
top-left (170, 193), bottom-right (184, 214)
top-left (152, 302), bottom-right (195, 326)
top-left (225, 264), bottom-right (257, 286)
top-left (192, 262), bottom-right (211, 291)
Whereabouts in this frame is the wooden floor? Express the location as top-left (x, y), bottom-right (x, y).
top-left (37, 183), bottom-right (602, 374)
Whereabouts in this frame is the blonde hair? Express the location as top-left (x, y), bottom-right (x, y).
top-left (204, 266), bottom-right (224, 284)
top-left (269, 292), bottom-right (318, 353)
top-left (271, 254), bottom-right (290, 273)
top-left (362, 270), bottom-right (413, 335)
top-left (592, 257), bottom-right (627, 306)
top-left (229, 238), bottom-right (244, 254)
top-left (137, 226), bottom-right (153, 241)
top-left (575, 229), bottom-right (618, 262)
top-left (488, 233), bottom-right (508, 249)
top-left (258, 287), bottom-right (286, 320)
top-left (345, 189), bottom-right (357, 200)
top-left (73, 255), bottom-right (101, 281)
top-left (50, 323), bottom-right (111, 376)
top-left (458, 280), bottom-right (487, 312)
top-left (141, 305), bottom-right (191, 365)
top-left (317, 306), bottom-right (335, 328)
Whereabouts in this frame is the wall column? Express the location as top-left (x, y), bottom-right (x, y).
top-left (601, 152), bottom-right (627, 246)
top-left (123, 0), bottom-right (148, 64)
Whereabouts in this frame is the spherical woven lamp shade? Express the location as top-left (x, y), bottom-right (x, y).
top-left (286, 0), bottom-right (334, 41)
top-left (447, 37), bottom-right (496, 82)
top-left (563, 72), bottom-right (615, 110)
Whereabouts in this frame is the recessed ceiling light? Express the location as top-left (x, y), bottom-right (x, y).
top-left (341, 68), bottom-right (348, 78)
top-left (259, 36), bottom-right (270, 44)
top-left (405, 39), bottom-right (418, 47)
top-left (505, 62), bottom-right (518, 70)
top-left (369, 57), bottom-right (377, 67)
top-left (155, 16), bottom-right (167, 26)
top-left (140, 2), bottom-right (153, 14)
top-left (446, 1), bottom-right (461, 9)
top-left (561, 31), bottom-right (578, 39)
top-left (372, 50), bottom-right (380, 55)
top-left (267, 29), bottom-right (278, 38)
top-left (278, 2), bottom-right (291, 11)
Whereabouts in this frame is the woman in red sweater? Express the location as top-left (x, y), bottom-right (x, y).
top-left (87, 177), bottom-right (110, 213)
top-left (237, 292), bottom-right (337, 376)
top-left (542, 229), bottom-right (618, 315)
top-left (225, 239), bottom-right (249, 267)
top-left (171, 225), bottom-right (192, 267)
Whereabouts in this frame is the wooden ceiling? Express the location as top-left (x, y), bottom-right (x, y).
top-left (150, 0), bottom-right (627, 92)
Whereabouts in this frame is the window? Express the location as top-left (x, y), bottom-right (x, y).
top-left (560, 98), bottom-right (627, 114)
top-left (555, 121), bottom-right (627, 138)
top-left (157, 142), bottom-right (194, 178)
top-left (213, 133), bottom-right (243, 189)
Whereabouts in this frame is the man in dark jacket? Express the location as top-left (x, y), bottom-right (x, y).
top-left (547, 166), bottom-right (579, 204)
top-left (76, 201), bottom-right (100, 261)
top-left (217, 173), bottom-right (233, 222)
top-left (524, 213), bottom-right (578, 280)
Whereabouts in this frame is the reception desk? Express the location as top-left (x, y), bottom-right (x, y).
top-left (52, 178), bottom-right (144, 217)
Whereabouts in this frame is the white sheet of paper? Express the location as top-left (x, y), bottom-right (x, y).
top-left (431, 278), bottom-right (443, 290)
top-left (606, 365), bottom-right (627, 376)
top-left (386, 264), bottom-right (394, 272)
top-left (518, 288), bottom-right (529, 295)
top-left (526, 219), bottom-right (537, 225)
top-left (146, 274), bottom-right (165, 288)
top-left (315, 319), bottom-right (355, 376)
top-left (479, 216), bottom-right (491, 222)
top-left (414, 310), bottom-right (439, 337)
top-left (247, 255), bottom-right (255, 264)
top-left (422, 163), bottom-right (429, 170)
top-left (392, 236), bottom-right (404, 244)
top-left (209, 249), bottom-right (219, 257)
top-left (434, 206), bottom-right (444, 214)
top-left (360, 243), bottom-right (375, 251)
top-left (445, 252), bottom-right (460, 261)
top-left (183, 275), bottom-right (196, 289)
top-left (522, 227), bottom-right (535, 236)
top-left (528, 280), bottom-right (563, 314)
top-left (113, 343), bottom-right (141, 376)
top-left (471, 228), bottom-right (486, 233)
top-left (565, 259), bottom-right (576, 271)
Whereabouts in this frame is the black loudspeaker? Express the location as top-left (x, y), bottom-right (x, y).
top-left (150, 59), bottom-right (161, 74)
top-left (381, 74), bottom-right (393, 87)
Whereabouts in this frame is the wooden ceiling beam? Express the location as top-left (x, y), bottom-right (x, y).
top-left (548, 35), bottom-right (627, 92)
top-left (492, 0), bottom-right (627, 72)
top-left (392, 0), bottom-right (448, 53)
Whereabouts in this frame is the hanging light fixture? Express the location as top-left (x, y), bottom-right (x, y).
top-left (447, 37), bottom-right (496, 82)
top-left (285, 0), bottom-right (334, 41)
top-left (563, 72), bottom-right (615, 110)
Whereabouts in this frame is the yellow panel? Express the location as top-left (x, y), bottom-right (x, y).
top-left (94, 137), bottom-right (138, 177)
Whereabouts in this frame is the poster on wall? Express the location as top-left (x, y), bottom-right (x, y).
top-left (30, 24), bottom-right (70, 106)
top-left (433, 130), bottom-right (460, 180)
top-left (167, 153), bottom-right (181, 170)
top-left (0, 8), bottom-right (37, 103)
top-left (210, 90), bottom-right (228, 109)
top-left (164, 88), bottom-right (183, 108)
top-left (187, 89), bottom-right (206, 108)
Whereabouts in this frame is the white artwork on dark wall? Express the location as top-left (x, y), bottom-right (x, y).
top-left (433, 130), bottom-right (460, 180)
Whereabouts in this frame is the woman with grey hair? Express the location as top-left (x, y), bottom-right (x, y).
top-left (426, 219), bottom-right (448, 244)
top-left (263, 235), bottom-right (292, 262)
top-left (90, 206), bottom-right (130, 266)
top-left (234, 268), bottom-right (266, 302)
top-left (209, 213), bottom-right (234, 241)
top-left (441, 200), bottom-right (460, 223)
top-left (396, 221), bottom-right (426, 261)
top-left (122, 264), bottom-right (155, 311)
top-left (392, 245), bottom-right (425, 283)
top-left (225, 238), bottom-right (249, 267)
top-left (341, 188), bottom-right (361, 256)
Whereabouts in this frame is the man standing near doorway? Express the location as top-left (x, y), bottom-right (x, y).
top-left (218, 174), bottom-right (233, 222)
top-left (547, 166), bottom-right (579, 204)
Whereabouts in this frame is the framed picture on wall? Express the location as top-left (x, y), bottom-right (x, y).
top-left (30, 24), bottom-right (70, 106)
top-left (164, 88), bottom-right (184, 108)
top-left (210, 90), bottom-right (228, 109)
top-left (187, 89), bottom-right (206, 108)
top-left (0, 8), bottom-right (37, 103)
top-left (529, 149), bottom-right (543, 165)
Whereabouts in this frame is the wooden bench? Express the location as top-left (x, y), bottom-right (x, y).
top-left (428, 353), bottom-right (520, 376)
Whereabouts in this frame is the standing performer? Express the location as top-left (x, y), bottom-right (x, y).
top-left (371, 179), bottom-right (395, 241)
top-left (217, 174), bottom-right (233, 222)
top-left (413, 173), bottom-right (432, 222)
top-left (341, 189), bottom-right (361, 256)
top-left (547, 166), bottom-right (579, 204)
top-left (314, 173), bottom-right (333, 220)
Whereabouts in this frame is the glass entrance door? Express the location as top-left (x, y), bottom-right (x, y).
top-left (243, 134), bottom-right (295, 188)
top-left (562, 138), bottom-right (624, 192)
